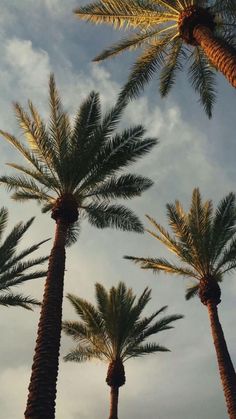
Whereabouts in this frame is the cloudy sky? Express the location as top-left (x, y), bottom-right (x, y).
top-left (0, 1), bottom-right (236, 418)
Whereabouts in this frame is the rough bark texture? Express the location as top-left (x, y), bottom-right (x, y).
top-left (109, 387), bottom-right (119, 419)
top-left (106, 359), bottom-right (126, 387)
top-left (178, 6), bottom-right (215, 46)
top-left (24, 220), bottom-right (69, 419)
top-left (51, 194), bottom-right (78, 223)
top-left (207, 302), bottom-right (236, 419)
top-left (193, 25), bottom-right (236, 88)
top-left (199, 276), bottom-right (221, 306)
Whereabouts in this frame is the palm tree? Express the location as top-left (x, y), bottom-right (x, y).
top-left (126, 188), bottom-right (236, 418)
top-left (63, 281), bottom-right (183, 419)
top-left (0, 74), bottom-right (157, 419)
top-left (0, 206), bottom-right (48, 309)
top-left (75, 0), bottom-right (236, 117)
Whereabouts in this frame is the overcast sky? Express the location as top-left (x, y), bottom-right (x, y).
top-left (0, 1), bottom-right (236, 418)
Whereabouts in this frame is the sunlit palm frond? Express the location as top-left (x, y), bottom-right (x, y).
top-left (126, 188), bottom-right (236, 301)
top-left (75, 0), bottom-right (236, 116)
top-left (75, 0), bottom-right (177, 30)
top-left (94, 28), bottom-right (168, 61)
top-left (124, 255), bottom-right (198, 277)
top-left (0, 75), bottom-right (156, 239)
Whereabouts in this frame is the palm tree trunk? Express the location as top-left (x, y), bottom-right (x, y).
top-left (109, 386), bottom-right (119, 419)
top-left (24, 220), bottom-right (69, 419)
top-left (207, 301), bottom-right (236, 419)
top-left (193, 25), bottom-right (236, 88)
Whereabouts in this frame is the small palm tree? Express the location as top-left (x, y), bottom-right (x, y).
top-left (75, 0), bottom-right (236, 117)
top-left (126, 188), bottom-right (236, 419)
top-left (0, 207), bottom-right (48, 309)
top-left (0, 75), bottom-right (157, 419)
top-left (63, 282), bottom-right (183, 419)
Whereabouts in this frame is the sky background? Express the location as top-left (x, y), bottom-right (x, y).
top-left (0, 1), bottom-right (236, 418)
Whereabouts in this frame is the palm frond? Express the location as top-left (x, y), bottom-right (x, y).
top-left (72, 91), bottom-right (101, 147)
top-left (211, 192), bottom-right (236, 263)
top-left (64, 346), bottom-right (103, 362)
top-left (160, 38), bottom-right (184, 96)
top-left (0, 262), bottom-right (48, 287)
top-left (124, 255), bottom-right (197, 277)
top-left (13, 102), bottom-right (59, 176)
top-left (1, 75), bottom-right (156, 243)
top-left (124, 342), bottom-right (170, 360)
top-left (85, 203), bottom-right (144, 232)
top-left (0, 207), bottom-right (8, 242)
top-left (81, 127), bottom-right (157, 189)
top-left (0, 174), bottom-right (53, 203)
top-left (6, 163), bottom-right (59, 192)
top-left (214, 237), bottom-right (236, 274)
top-left (185, 283), bottom-right (199, 300)
top-left (188, 48), bottom-right (216, 119)
top-left (0, 292), bottom-right (40, 310)
top-left (85, 174), bottom-right (153, 200)
top-left (66, 293), bottom-right (104, 333)
top-left (65, 222), bottom-right (80, 247)
top-left (145, 214), bottom-right (189, 260)
top-left (119, 40), bottom-right (167, 101)
top-left (75, 0), bottom-right (177, 30)
top-left (94, 28), bottom-right (168, 61)
top-left (64, 282), bottom-right (182, 367)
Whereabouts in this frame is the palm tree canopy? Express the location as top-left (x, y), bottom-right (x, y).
top-left (0, 75), bottom-right (157, 239)
top-left (75, 0), bottom-right (236, 117)
top-left (125, 188), bottom-right (236, 300)
top-left (0, 207), bottom-right (48, 309)
top-left (63, 281), bottom-right (183, 363)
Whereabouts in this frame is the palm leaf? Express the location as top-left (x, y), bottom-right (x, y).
top-left (119, 39), bottom-right (167, 101)
top-left (94, 28), bottom-right (169, 61)
top-left (124, 255), bottom-right (198, 277)
top-left (124, 342), bottom-right (170, 360)
top-left (85, 203), bottom-right (144, 232)
top-left (185, 283), bottom-right (199, 300)
top-left (85, 174), bottom-right (153, 200)
top-left (188, 48), bottom-right (216, 119)
top-left (160, 38), bottom-right (184, 96)
top-left (75, 0), bottom-right (176, 30)
top-left (0, 292), bottom-right (40, 310)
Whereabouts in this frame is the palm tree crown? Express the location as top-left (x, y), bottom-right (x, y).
top-left (0, 207), bottom-right (48, 309)
top-left (0, 75), bottom-right (157, 419)
top-left (0, 74), bottom-right (156, 235)
top-left (63, 282), bottom-right (183, 419)
top-left (126, 188), bottom-right (236, 304)
top-left (75, 0), bottom-right (236, 117)
top-left (63, 282), bottom-right (183, 365)
top-left (125, 188), bottom-right (236, 418)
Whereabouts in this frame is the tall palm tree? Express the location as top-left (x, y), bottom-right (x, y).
top-left (63, 281), bottom-right (183, 419)
top-left (0, 206), bottom-right (48, 309)
top-left (126, 188), bottom-right (236, 419)
top-left (75, 0), bottom-right (236, 117)
top-left (0, 75), bottom-right (157, 419)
